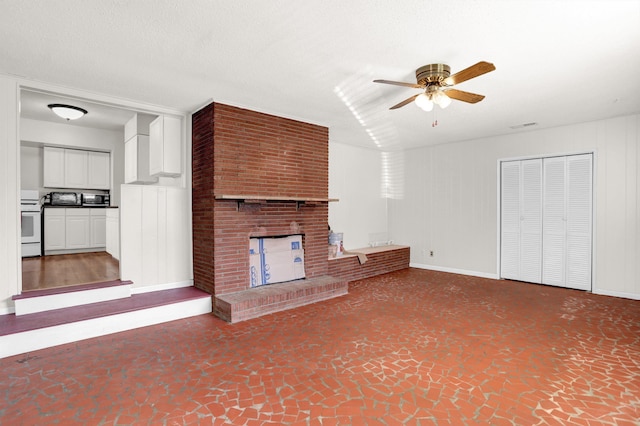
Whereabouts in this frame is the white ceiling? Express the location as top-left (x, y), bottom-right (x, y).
top-left (2, 0), bottom-right (640, 150)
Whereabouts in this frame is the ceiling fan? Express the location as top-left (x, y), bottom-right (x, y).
top-left (374, 61), bottom-right (496, 111)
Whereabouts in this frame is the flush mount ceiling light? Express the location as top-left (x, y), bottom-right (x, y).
top-left (47, 103), bottom-right (88, 121)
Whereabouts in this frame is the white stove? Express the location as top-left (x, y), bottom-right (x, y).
top-left (20, 190), bottom-right (41, 257)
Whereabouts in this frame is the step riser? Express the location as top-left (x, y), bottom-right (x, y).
top-left (1, 297), bottom-right (212, 359)
top-left (14, 285), bottom-right (133, 316)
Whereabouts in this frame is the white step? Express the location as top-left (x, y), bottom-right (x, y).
top-left (13, 280), bottom-right (133, 315)
top-left (1, 287), bottom-right (212, 359)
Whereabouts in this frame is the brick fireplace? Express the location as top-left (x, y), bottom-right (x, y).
top-left (192, 102), bottom-right (347, 322)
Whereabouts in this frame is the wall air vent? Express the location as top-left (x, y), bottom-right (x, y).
top-left (509, 122), bottom-right (539, 129)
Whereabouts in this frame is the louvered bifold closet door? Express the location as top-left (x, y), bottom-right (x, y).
top-left (542, 157), bottom-right (567, 286)
top-left (500, 161), bottom-right (521, 280)
top-left (500, 159), bottom-right (543, 283)
top-left (519, 159), bottom-right (543, 283)
top-left (566, 154), bottom-right (593, 290)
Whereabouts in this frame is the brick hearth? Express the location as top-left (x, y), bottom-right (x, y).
top-left (192, 102), bottom-right (347, 322)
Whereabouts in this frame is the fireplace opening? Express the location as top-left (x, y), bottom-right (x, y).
top-left (249, 235), bottom-right (305, 288)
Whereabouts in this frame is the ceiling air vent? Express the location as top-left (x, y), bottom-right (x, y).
top-left (509, 122), bottom-right (538, 129)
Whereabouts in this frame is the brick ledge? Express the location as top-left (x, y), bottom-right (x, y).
top-left (214, 276), bottom-right (348, 323)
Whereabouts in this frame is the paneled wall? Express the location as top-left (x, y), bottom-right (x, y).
top-left (389, 114), bottom-right (640, 299)
top-left (0, 76), bottom-right (19, 314)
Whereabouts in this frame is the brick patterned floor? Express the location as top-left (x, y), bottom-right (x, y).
top-left (1, 269), bottom-right (639, 425)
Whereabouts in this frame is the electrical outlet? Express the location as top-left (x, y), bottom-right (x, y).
top-left (430, 250), bottom-right (434, 257)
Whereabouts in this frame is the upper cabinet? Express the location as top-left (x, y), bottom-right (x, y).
top-left (88, 151), bottom-right (111, 189)
top-left (44, 146), bottom-right (110, 190)
top-left (43, 147), bottom-right (65, 188)
top-left (149, 115), bottom-right (182, 177)
top-left (124, 113), bottom-right (158, 184)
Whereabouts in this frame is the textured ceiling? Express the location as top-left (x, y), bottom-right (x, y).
top-left (2, 0), bottom-right (640, 150)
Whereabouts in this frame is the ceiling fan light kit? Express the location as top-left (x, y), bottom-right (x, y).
top-left (374, 61), bottom-right (496, 113)
top-left (47, 103), bottom-right (88, 121)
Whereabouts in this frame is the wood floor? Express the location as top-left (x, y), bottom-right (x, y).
top-left (21, 251), bottom-right (119, 292)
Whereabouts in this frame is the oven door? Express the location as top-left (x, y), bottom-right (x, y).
top-left (21, 211), bottom-right (41, 244)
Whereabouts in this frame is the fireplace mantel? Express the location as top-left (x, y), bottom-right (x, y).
top-left (215, 195), bottom-right (339, 202)
top-left (215, 195), bottom-right (338, 210)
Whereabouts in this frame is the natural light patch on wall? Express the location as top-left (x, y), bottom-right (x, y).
top-left (334, 69), bottom-right (400, 149)
top-left (381, 150), bottom-right (404, 199)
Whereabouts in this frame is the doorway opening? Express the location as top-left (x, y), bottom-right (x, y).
top-left (19, 89), bottom-right (134, 293)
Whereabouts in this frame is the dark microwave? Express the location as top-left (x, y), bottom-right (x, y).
top-left (49, 192), bottom-right (82, 206)
top-left (82, 193), bottom-right (110, 207)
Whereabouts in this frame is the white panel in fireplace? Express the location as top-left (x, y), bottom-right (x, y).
top-left (249, 235), bottom-right (305, 287)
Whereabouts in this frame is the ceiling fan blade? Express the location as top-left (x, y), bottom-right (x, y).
top-left (446, 61), bottom-right (495, 86)
top-left (390, 93), bottom-right (420, 109)
top-left (444, 89), bottom-right (485, 104)
top-left (374, 79), bottom-right (423, 89)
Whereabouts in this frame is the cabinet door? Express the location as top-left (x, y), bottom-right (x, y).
top-left (64, 149), bottom-right (88, 189)
top-left (66, 210), bottom-right (91, 249)
top-left (124, 137), bottom-right (138, 184)
top-left (44, 209), bottom-right (66, 250)
top-left (87, 151), bottom-right (110, 189)
top-left (149, 115), bottom-right (182, 177)
top-left (106, 209), bottom-right (119, 260)
top-left (124, 136), bottom-right (157, 184)
top-left (43, 147), bottom-right (65, 188)
top-left (149, 116), bottom-right (163, 177)
top-left (90, 211), bottom-right (107, 248)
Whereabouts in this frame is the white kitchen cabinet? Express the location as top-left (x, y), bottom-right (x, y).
top-left (44, 208), bottom-right (66, 251)
top-left (44, 207), bottom-right (107, 254)
top-left (124, 135), bottom-right (158, 184)
top-left (44, 147), bottom-right (111, 189)
top-left (90, 208), bottom-right (107, 248)
top-left (43, 147), bottom-right (65, 188)
top-left (106, 208), bottom-right (120, 260)
top-left (124, 113), bottom-right (156, 141)
top-left (65, 209), bottom-right (91, 249)
top-left (87, 151), bottom-right (110, 189)
top-left (64, 149), bottom-right (88, 189)
top-left (149, 115), bottom-right (182, 177)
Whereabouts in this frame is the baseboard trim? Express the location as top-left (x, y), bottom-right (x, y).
top-left (0, 307), bottom-right (15, 315)
top-left (592, 288), bottom-right (640, 301)
top-left (410, 263), bottom-right (499, 280)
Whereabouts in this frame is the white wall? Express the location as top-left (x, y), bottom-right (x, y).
top-left (20, 145), bottom-right (41, 191)
top-left (329, 142), bottom-right (388, 249)
top-left (389, 114), bottom-right (640, 299)
top-left (0, 76), bottom-right (20, 314)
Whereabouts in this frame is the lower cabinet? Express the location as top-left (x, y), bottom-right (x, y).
top-left (44, 208), bottom-right (66, 251)
top-left (90, 209), bottom-right (107, 248)
top-left (65, 209), bottom-right (90, 249)
top-left (106, 208), bottom-right (119, 260)
top-left (44, 208), bottom-right (107, 254)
